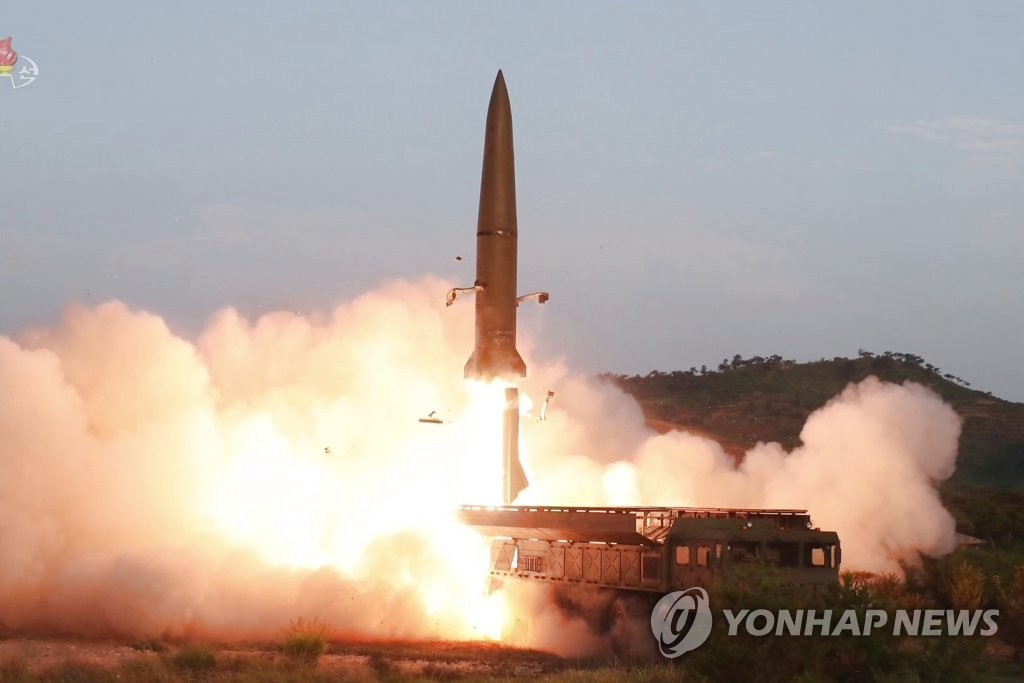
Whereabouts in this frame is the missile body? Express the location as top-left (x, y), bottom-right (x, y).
top-left (464, 71), bottom-right (527, 380)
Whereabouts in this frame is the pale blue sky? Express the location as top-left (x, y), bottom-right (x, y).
top-left (2, 2), bottom-right (1022, 399)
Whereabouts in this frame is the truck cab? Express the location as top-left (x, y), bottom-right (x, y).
top-left (665, 513), bottom-right (840, 589)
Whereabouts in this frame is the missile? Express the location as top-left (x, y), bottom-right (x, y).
top-left (460, 70), bottom-right (546, 380)
top-left (445, 71), bottom-right (548, 504)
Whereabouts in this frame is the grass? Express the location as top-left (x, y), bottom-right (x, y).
top-left (329, 638), bottom-right (561, 666)
top-left (281, 618), bottom-right (329, 665)
top-left (0, 636), bottom-right (682, 683)
top-left (132, 637), bottom-right (169, 653)
top-left (0, 644), bottom-right (1019, 683)
top-left (0, 658), bottom-right (693, 683)
top-left (170, 644), bottom-right (218, 673)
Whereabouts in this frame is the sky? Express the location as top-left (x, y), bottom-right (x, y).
top-left (2, 2), bottom-right (1022, 400)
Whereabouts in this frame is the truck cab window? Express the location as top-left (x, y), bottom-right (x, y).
top-left (676, 545), bottom-right (690, 566)
top-left (808, 543), bottom-right (833, 568)
top-left (729, 541), bottom-right (760, 563)
top-left (766, 542), bottom-right (799, 567)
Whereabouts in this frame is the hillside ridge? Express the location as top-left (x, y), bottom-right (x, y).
top-left (605, 351), bottom-right (1024, 488)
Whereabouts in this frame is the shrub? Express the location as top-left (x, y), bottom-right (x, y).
top-left (282, 618), bottom-right (330, 664)
top-left (996, 565), bottom-right (1024, 659)
top-left (170, 645), bottom-right (217, 674)
top-left (948, 560), bottom-right (986, 611)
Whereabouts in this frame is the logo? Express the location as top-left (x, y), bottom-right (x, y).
top-left (0, 37), bottom-right (39, 90)
top-left (650, 587), bottom-right (713, 658)
top-left (647, 586), bottom-right (1001, 660)
top-left (722, 607), bottom-right (1000, 637)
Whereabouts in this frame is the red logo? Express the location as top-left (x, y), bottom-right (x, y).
top-left (0, 37), bottom-right (17, 75)
top-left (0, 36), bottom-right (38, 89)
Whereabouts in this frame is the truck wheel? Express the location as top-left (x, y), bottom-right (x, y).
top-left (607, 594), bottom-right (658, 661)
top-left (555, 585), bottom-right (617, 635)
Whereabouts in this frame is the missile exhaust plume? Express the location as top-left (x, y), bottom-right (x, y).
top-left (0, 288), bottom-right (960, 652)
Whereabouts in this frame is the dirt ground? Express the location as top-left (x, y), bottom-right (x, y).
top-left (0, 636), bottom-right (584, 681)
top-left (0, 639), bottom-right (148, 673)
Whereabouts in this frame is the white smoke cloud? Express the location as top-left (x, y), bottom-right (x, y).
top-left (518, 369), bottom-right (960, 575)
top-left (0, 279), bottom-right (961, 648)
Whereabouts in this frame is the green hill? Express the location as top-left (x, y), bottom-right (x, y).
top-left (605, 351), bottom-right (1024, 489)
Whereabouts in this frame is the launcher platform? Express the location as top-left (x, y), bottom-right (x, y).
top-left (457, 504), bottom-right (812, 546)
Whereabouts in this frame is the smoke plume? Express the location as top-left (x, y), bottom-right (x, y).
top-left (0, 278), bottom-right (960, 650)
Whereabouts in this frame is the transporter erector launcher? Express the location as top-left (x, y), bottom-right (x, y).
top-left (448, 71), bottom-right (546, 503)
top-left (448, 76), bottom-right (843, 644)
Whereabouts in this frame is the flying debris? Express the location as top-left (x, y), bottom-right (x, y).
top-left (539, 390), bottom-right (555, 422)
top-left (446, 284), bottom-right (483, 308)
top-left (451, 70), bottom-right (548, 381)
top-left (516, 292), bottom-right (550, 306)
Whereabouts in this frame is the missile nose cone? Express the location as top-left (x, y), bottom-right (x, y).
top-left (478, 69), bottom-right (516, 245)
top-left (488, 70), bottom-right (511, 121)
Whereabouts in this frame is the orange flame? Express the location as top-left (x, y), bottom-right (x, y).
top-left (196, 378), bottom-right (519, 640)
